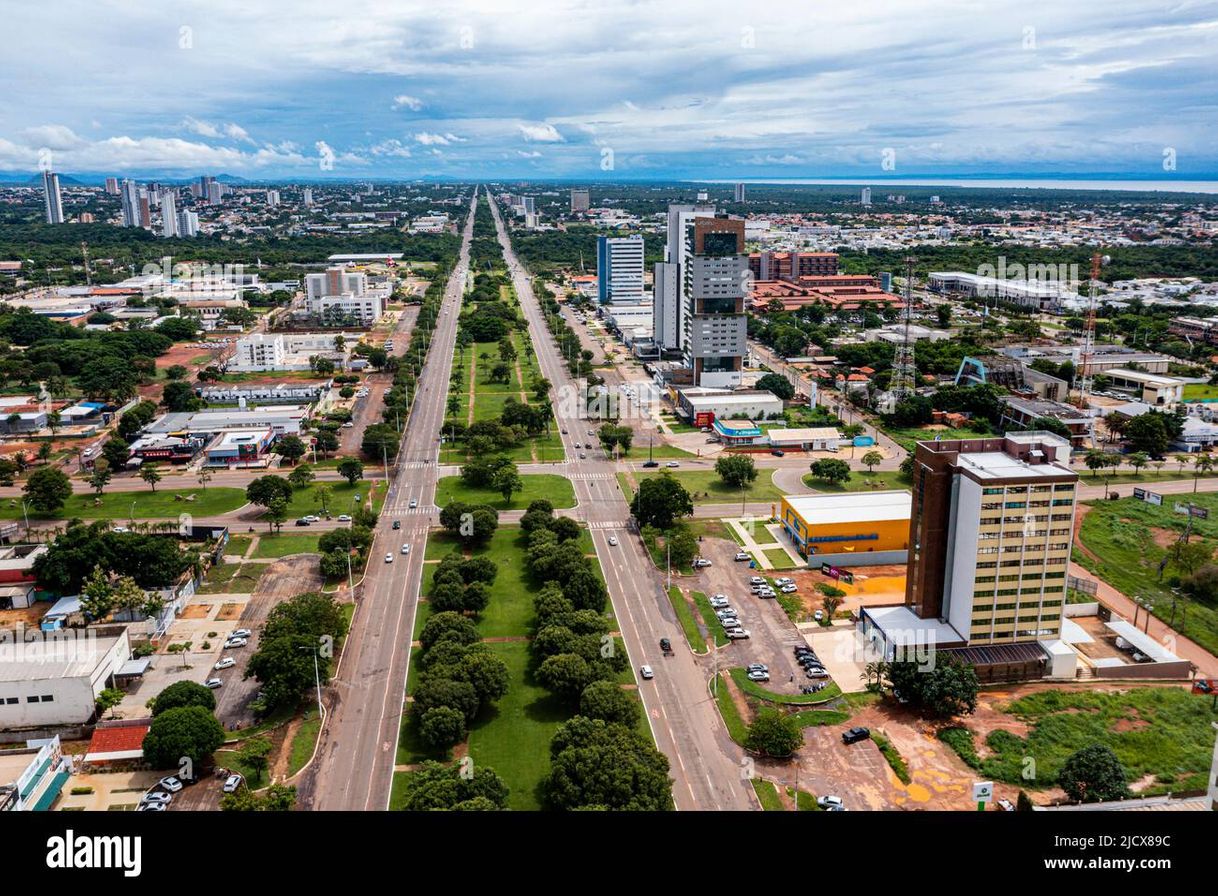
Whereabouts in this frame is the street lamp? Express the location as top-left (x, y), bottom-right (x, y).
top-left (298, 644), bottom-right (323, 724)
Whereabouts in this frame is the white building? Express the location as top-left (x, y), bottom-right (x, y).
top-left (160, 192), bottom-right (178, 238)
top-left (176, 209), bottom-right (199, 237)
top-left (120, 179), bottom-right (141, 228)
top-left (0, 736), bottom-right (71, 811)
top-left (675, 387), bottom-right (784, 423)
top-left (42, 171), bottom-right (64, 224)
top-left (230, 332), bottom-right (286, 370)
top-left (0, 628), bottom-right (131, 728)
top-left (304, 267), bottom-right (382, 323)
top-left (597, 235), bottom-right (646, 304)
top-left (303, 187), bottom-right (314, 206)
top-left (266, 189), bottom-right (280, 207)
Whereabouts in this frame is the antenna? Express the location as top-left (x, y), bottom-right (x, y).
top-left (80, 241), bottom-right (91, 287)
top-left (889, 255), bottom-right (917, 400)
top-left (1078, 251), bottom-right (1108, 403)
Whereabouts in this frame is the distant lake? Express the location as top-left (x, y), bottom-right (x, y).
top-left (699, 177), bottom-right (1218, 195)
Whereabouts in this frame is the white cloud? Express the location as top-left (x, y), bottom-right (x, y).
top-left (414, 131), bottom-right (465, 146)
top-left (370, 139), bottom-right (412, 157)
top-left (21, 125), bottom-right (85, 150)
top-left (392, 94), bottom-right (424, 111)
top-left (181, 117), bottom-right (255, 144)
top-left (516, 149), bottom-right (542, 158)
top-left (518, 123), bottom-right (564, 142)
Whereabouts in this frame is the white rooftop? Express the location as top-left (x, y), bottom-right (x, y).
top-left (864, 604), bottom-right (964, 647)
top-left (955, 451), bottom-right (1071, 480)
top-left (0, 631), bottom-right (124, 683)
top-left (784, 490), bottom-right (911, 526)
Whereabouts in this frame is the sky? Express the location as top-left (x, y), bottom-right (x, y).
top-left (1, 0), bottom-right (1216, 181)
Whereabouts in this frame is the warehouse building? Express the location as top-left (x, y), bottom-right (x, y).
top-left (778, 491), bottom-right (911, 566)
top-left (0, 627), bottom-right (132, 729)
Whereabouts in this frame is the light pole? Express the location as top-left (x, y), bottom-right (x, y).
top-left (21, 499), bottom-right (30, 536)
top-left (299, 644), bottom-right (323, 723)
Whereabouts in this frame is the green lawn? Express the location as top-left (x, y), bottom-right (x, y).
top-left (750, 525), bottom-right (779, 545)
top-left (224, 535), bottom-right (253, 558)
top-left (939, 687), bottom-right (1216, 794)
top-left (762, 548), bottom-right (799, 570)
top-left (752, 778), bottom-right (783, 810)
top-left (434, 474), bottom-right (576, 510)
top-left (0, 487), bottom-right (246, 521)
top-left (667, 586), bottom-right (707, 655)
top-left (621, 469), bottom-right (786, 505)
top-left (1076, 494), bottom-right (1218, 655)
top-left (251, 534), bottom-right (321, 559)
top-left (1183, 383), bottom-right (1218, 401)
top-left (283, 481), bottom-right (374, 518)
top-left (729, 667), bottom-right (843, 705)
top-left (713, 674), bottom-right (748, 745)
top-left (286, 708), bottom-right (323, 777)
top-left (802, 471), bottom-right (914, 493)
top-left (881, 425), bottom-right (983, 452)
top-left (198, 562), bottom-right (263, 594)
top-left (690, 590), bottom-right (729, 647)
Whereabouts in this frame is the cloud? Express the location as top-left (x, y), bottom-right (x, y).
top-left (370, 139), bottom-right (412, 157)
top-left (516, 149), bottom-right (542, 158)
top-left (22, 125), bottom-right (85, 150)
top-left (392, 94), bottom-right (424, 111)
top-left (518, 123), bottom-right (564, 143)
top-left (414, 131), bottom-right (464, 145)
top-left (181, 117), bottom-right (255, 144)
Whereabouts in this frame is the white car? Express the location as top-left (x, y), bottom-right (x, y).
top-left (222, 774), bottom-right (243, 794)
top-left (303, 515), bottom-right (319, 523)
top-left (749, 577), bottom-right (766, 586)
top-left (158, 776), bottom-right (184, 793)
top-left (709, 596), bottom-right (730, 609)
top-left (401, 544), bottom-right (411, 554)
top-left (813, 610), bottom-right (825, 622)
top-left (726, 628), bottom-right (751, 640)
top-left (385, 553), bottom-right (393, 563)
top-left (607, 536), bottom-right (618, 546)
top-left (818, 795), bottom-right (845, 810)
top-left (715, 608), bottom-right (737, 619)
top-left (746, 670), bottom-right (770, 682)
top-left (774, 577), bottom-right (794, 586)
top-left (224, 637), bottom-right (248, 649)
top-left (231, 629), bottom-right (252, 639)
top-left (337, 514), bottom-right (352, 522)
top-left (665, 461), bottom-right (680, 468)
top-left (342, 421), bottom-right (355, 428)
top-left (204, 678), bottom-right (223, 689)
top-left (214, 657), bottom-right (236, 671)
top-left (693, 558), bottom-right (711, 568)
top-left (780, 584), bottom-right (798, 594)
top-left (141, 791), bottom-right (172, 806)
top-left (639, 665), bottom-right (654, 680)
top-left (734, 551), bottom-right (751, 561)
top-left (136, 802), bottom-right (166, 812)
top-left (409, 499), bottom-right (418, 509)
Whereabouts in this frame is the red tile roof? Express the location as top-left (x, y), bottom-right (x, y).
top-left (87, 721), bottom-right (150, 756)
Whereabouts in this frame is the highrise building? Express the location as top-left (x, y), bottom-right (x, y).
top-left (570, 188), bottom-right (590, 214)
top-left (104, 177), bottom-right (120, 195)
top-left (681, 215), bottom-right (748, 387)
top-left (861, 187), bottom-right (872, 206)
top-left (302, 187), bottom-right (314, 206)
top-left (749, 251), bottom-right (839, 281)
top-left (206, 181), bottom-right (223, 205)
top-left (177, 210), bottom-right (199, 237)
top-left (652, 203), bottom-right (715, 356)
top-left (266, 190), bottom-right (280, 207)
top-left (903, 433), bottom-right (1076, 647)
top-left (120, 179), bottom-right (141, 227)
top-left (596, 235), bottom-right (645, 304)
top-left (138, 191), bottom-right (152, 229)
top-left (521, 195), bottom-right (535, 215)
top-left (733, 182), bottom-right (745, 203)
top-left (199, 175), bottom-right (216, 199)
top-left (41, 171), bottom-right (64, 224)
top-left (161, 192), bottom-right (178, 238)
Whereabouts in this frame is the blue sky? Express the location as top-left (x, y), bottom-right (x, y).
top-left (2, 0), bottom-right (1216, 179)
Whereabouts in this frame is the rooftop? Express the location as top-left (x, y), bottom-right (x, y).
top-left (0, 630), bottom-right (124, 683)
top-left (784, 490), bottom-right (911, 526)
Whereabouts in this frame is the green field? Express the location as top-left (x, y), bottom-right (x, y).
top-left (939, 687), bottom-right (1216, 794)
top-left (433, 474), bottom-right (576, 510)
top-left (729, 667), bottom-right (842, 705)
top-left (283, 481), bottom-right (378, 518)
top-left (224, 535), bottom-right (253, 558)
top-left (690, 590), bottom-right (729, 647)
top-left (1183, 383), bottom-right (1218, 401)
top-left (1076, 494), bottom-right (1218, 655)
top-left (251, 534), bottom-right (321, 559)
top-left (713, 674), bottom-right (748, 745)
top-left (802, 471), bottom-right (914, 493)
top-left (752, 778), bottom-right (783, 810)
top-left (0, 487), bottom-right (246, 521)
top-left (762, 548), bottom-right (799, 570)
top-left (667, 586), bottom-right (707, 655)
top-left (198, 562), bottom-right (263, 594)
top-left (617, 469), bottom-right (785, 505)
top-left (286, 708), bottom-right (323, 777)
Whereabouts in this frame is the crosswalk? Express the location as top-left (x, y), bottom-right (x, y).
top-left (586, 520), bottom-right (629, 530)
top-left (569, 472), bottom-right (615, 482)
top-left (385, 505), bottom-right (433, 517)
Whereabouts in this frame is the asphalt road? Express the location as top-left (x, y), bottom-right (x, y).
top-left (298, 189), bottom-right (477, 811)
top-left (489, 194), bottom-right (756, 811)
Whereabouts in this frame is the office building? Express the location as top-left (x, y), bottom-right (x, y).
top-left (861, 187), bottom-right (872, 206)
top-left (682, 214), bottom-right (749, 387)
top-left (199, 175), bottom-right (216, 199)
top-left (206, 181), bottom-right (223, 205)
top-left (779, 491), bottom-right (911, 564)
top-left (570, 188), bottom-right (590, 213)
top-left (41, 171), bottom-right (64, 224)
top-left (176, 209), bottom-right (199, 237)
top-left (907, 433), bottom-right (1076, 645)
top-left (652, 203), bottom-right (715, 356)
top-left (733, 182), bottom-right (745, 203)
top-left (304, 267), bottom-right (380, 324)
top-left (119, 179), bottom-right (141, 227)
top-left (303, 187), bottom-right (314, 206)
top-left (306, 266), bottom-right (367, 301)
top-left (104, 176), bottom-right (120, 195)
top-left (0, 627), bottom-right (132, 728)
top-left (596, 235), bottom-right (645, 304)
top-left (160, 191), bottom-right (178, 237)
top-left (266, 189), bottom-right (280, 207)
top-left (138, 191), bottom-right (151, 229)
top-left (521, 195), bottom-right (535, 215)
top-left (748, 251), bottom-right (839, 281)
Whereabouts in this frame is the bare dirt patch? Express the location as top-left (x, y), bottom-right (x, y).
top-left (216, 602), bottom-right (244, 621)
top-left (178, 604), bottom-right (213, 620)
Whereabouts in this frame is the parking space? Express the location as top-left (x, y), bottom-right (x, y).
top-left (794, 725), bottom-right (899, 811)
top-left (55, 770), bottom-right (164, 811)
top-left (803, 625), bottom-right (869, 693)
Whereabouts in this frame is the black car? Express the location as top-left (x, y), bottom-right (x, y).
top-left (659, 638), bottom-right (672, 653)
top-left (392, 520), bottom-right (401, 530)
top-left (771, 449), bottom-right (785, 457)
top-left (642, 460), bottom-right (659, 468)
top-left (295, 519), bottom-right (311, 527)
top-left (842, 726), bottom-right (871, 744)
top-left (793, 645), bottom-right (813, 657)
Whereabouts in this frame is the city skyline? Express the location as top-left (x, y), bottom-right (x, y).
top-left (2, 1), bottom-right (1216, 180)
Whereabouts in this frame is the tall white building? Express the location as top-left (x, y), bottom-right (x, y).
top-left (652, 203), bottom-right (715, 354)
top-left (861, 187), bottom-right (872, 206)
top-left (734, 183), bottom-right (745, 203)
top-left (120, 179), bottom-right (141, 227)
top-left (177, 209), bottom-right (199, 237)
top-left (266, 189), bottom-right (280, 207)
top-left (104, 177), bottom-right (120, 195)
top-left (304, 267), bottom-right (381, 324)
top-left (302, 187), bottom-right (314, 206)
top-left (596, 235), bottom-right (645, 304)
top-left (42, 171), bottom-right (64, 224)
top-left (161, 191), bottom-right (178, 237)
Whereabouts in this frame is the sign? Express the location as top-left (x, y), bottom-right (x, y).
top-left (694, 411), bottom-right (714, 429)
top-left (1178, 503), bottom-right (1210, 519)
top-left (1190, 678), bottom-right (1217, 695)
top-left (819, 563), bottom-right (855, 585)
top-left (972, 781), bottom-right (994, 803)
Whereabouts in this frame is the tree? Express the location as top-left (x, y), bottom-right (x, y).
top-left (149, 680), bottom-right (217, 716)
top-left (37, 441), bottom-right (53, 465)
top-left (265, 497), bottom-right (289, 533)
top-left (536, 653), bottom-right (598, 703)
top-left (141, 705), bottom-right (225, 769)
top-left (714, 454), bottom-right (758, 489)
top-left (23, 466), bottom-right (73, 513)
top-left (745, 708), bottom-right (804, 758)
top-left (246, 475), bottom-right (294, 509)
top-left (579, 680), bottom-right (639, 728)
top-left (861, 450), bottom-right (884, 473)
top-left (88, 458), bottom-right (111, 496)
top-left (419, 611), bottom-right (480, 652)
top-left (220, 783), bottom-right (297, 812)
top-left (887, 655), bottom-right (978, 717)
top-left (287, 464), bottom-right (315, 489)
top-left (276, 435), bottom-right (307, 465)
top-left (544, 716), bottom-right (671, 811)
top-left (162, 380), bottom-right (200, 412)
top-left (102, 436), bottom-right (130, 471)
top-left (95, 687), bottom-right (125, 718)
top-left (418, 705), bottom-right (467, 749)
top-left (336, 457), bottom-right (364, 486)
top-left (493, 467), bottom-right (523, 504)
top-left (755, 373), bottom-right (795, 401)
top-left (665, 525), bottom-right (699, 570)
top-left (80, 565), bottom-right (116, 621)
top-left (165, 364), bottom-right (189, 381)
top-left (809, 458), bottom-right (851, 485)
top-left (1127, 451), bottom-right (1149, 475)
top-left (1058, 744), bottom-right (1130, 803)
top-left (1124, 412), bottom-right (1170, 458)
top-left (1194, 453), bottom-right (1215, 492)
top-left (314, 429), bottom-right (339, 457)
top-left (630, 474), bottom-right (694, 529)
top-left (236, 736), bottom-right (273, 785)
top-left (397, 761), bottom-right (509, 811)
top-left (139, 463), bottom-right (162, 492)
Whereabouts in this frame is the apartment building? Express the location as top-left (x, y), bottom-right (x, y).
top-left (304, 266), bottom-right (381, 323)
top-left (748, 251), bottom-right (839, 282)
top-left (596, 234), bottom-right (645, 304)
top-left (570, 189), bottom-right (590, 213)
top-left (682, 214), bottom-right (748, 388)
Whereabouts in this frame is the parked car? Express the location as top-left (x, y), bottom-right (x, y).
top-left (579, 453), bottom-right (586, 459)
top-left (805, 667), bottom-right (829, 679)
top-left (774, 577), bottom-right (794, 586)
top-left (136, 802), bottom-right (166, 812)
top-left (204, 678), bottom-right (223, 689)
top-left (780, 584), bottom-right (798, 594)
top-left (842, 726), bottom-right (871, 744)
top-left (158, 776), bottom-right (184, 793)
top-left (817, 795), bottom-right (845, 810)
top-left (746, 663), bottom-right (768, 673)
top-left (709, 596), bottom-right (730, 609)
top-left (140, 792), bottom-right (172, 806)
top-left (640, 665), bottom-right (654, 680)
top-left (693, 558), bottom-right (711, 568)
top-left (733, 551), bottom-right (751, 561)
top-left (222, 774), bottom-right (244, 793)
top-left (749, 577), bottom-right (766, 586)
top-left (231, 629), bottom-right (251, 639)
top-left (224, 637), bottom-right (248, 649)
top-left (813, 609), bottom-right (825, 622)
top-left (726, 628), bottom-right (751, 640)
top-left (342, 421), bottom-right (355, 428)
top-left (746, 670), bottom-right (770, 682)
top-left (214, 657), bottom-right (236, 671)
top-left (715, 608), bottom-right (737, 619)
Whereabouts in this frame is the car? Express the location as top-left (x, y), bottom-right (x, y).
top-left (560, 428), bottom-right (568, 434)
top-left (705, 437), bottom-right (719, 444)
top-left (231, 629), bottom-right (251, 638)
top-left (136, 802), bottom-right (166, 811)
top-left (222, 774), bottom-right (244, 793)
top-left (303, 515), bottom-right (319, 523)
top-left (747, 670), bottom-right (770, 682)
top-left (214, 657), bottom-right (236, 671)
top-left (385, 553), bottom-right (393, 563)
top-left (813, 609), bottom-right (825, 622)
top-left (794, 645), bottom-right (815, 657)
top-left (204, 678), bottom-right (223, 689)
top-left (733, 551), bottom-right (751, 561)
top-left (342, 421), bottom-right (355, 428)
top-left (756, 588), bottom-right (776, 598)
top-left (640, 665), bottom-right (654, 680)
top-left (158, 776), bottom-right (184, 793)
top-left (408, 499), bottom-right (418, 509)
top-left (749, 577), bottom-right (766, 586)
top-left (642, 460), bottom-right (659, 468)
top-left (693, 558), bottom-right (711, 568)
top-left (573, 442), bottom-right (581, 449)
top-left (715, 608), bottom-right (736, 618)
top-left (579, 453), bottom-right (586, 459)
top-left (224, 637), bottom-right (248, 649)
top-left (295, 518), bottom-right (311, 527)
top-left (818, 795), bottom-right (845, 810)
top-left (770, 449), bottom-right (786, 457)
top-left (709, 596), bottom-right (729, 608)
top-left (719, 618), bottom-right (740, 630)
top-left (746, 663), bottom-right (768, 673)
top-left (842, 726), bottom-right (871, 744)
top-left (726, 628), bottom-right (751, 640)
top-left (587, 430), bottom-right (595, 437)
top-left (774, 577), bottom-right (794, 586)
top-left (401, 544), bottom-right (410, 554)
top-left (805, 667), bottom-right (829, 678)
top-left (780, 584), bottom-right (798, 594)
top-left (337, 514), bottom-right (352, 522)
top-left (392, 520), bottom-right (401, 530)
top-left (608, 535), bottom-right (618, 546)
top-left (665, 461), bottom-right (680, 468)
top-left (659, 638), bottom-right (672, 653)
